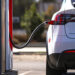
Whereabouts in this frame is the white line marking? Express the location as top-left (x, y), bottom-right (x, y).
top-left (13, 47), bottom-right (46, 53)
top-left (19, 71), bottom-right (32, 75)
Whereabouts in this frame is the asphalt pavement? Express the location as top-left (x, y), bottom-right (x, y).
top-left (13, 47), bottom-right (75, 75)
top-left (13, 54), bottom-right (46, 75)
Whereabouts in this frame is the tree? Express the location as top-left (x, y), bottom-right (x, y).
top-left (21, 3), bottom-right (44, 41)
top-left (13, 0), bottom-right (35, 29)
top-left (13, 0), bottom-right (34, 17)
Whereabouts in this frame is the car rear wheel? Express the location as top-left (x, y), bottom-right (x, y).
top-left (46, 58), bottom-right (66, 75)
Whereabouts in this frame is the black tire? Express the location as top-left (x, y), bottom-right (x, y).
top-left (46, 58), bottom-right (66, 75)
top-left (46, 37), bottom-right (66, 75)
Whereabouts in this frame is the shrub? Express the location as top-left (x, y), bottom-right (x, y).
top-left (21, 3), bottom-right (45, 41)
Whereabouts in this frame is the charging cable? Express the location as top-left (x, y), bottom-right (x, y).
top-left (9, 21), bottom-right (48, 49)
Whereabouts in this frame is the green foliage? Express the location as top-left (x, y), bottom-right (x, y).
top-left (21, 3), bottom-right (44, 41)
top-left (13, 0), bottom-right (34, 17)
top-left (13, 0), bottom-right (56, 17)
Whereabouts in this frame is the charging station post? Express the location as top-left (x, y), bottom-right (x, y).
top-left (0, 0), bottom-right (18, 75)
top-left (0, 0), bottom-right (6, 74)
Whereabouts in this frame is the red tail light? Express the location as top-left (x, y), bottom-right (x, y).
top-left (48, 14), bottom-right (65, 25)
top-left (48, 14), bottom-right (75, 25)
top-left (64, 50), bottom-right (75, 53)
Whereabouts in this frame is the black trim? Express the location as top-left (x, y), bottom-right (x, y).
top-left (48, 53), bottom-right (75, 70)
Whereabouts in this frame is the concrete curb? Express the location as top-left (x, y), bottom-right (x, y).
top-left (13, 47), bottom-right (46, 54)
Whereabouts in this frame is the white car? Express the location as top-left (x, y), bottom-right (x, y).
top-left (46, 0), bottom-right (75, 75)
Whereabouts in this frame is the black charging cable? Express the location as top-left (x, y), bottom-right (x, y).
top-left (9, 21), bottom-right (48, 49)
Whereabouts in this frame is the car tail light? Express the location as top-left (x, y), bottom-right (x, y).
top-left (70, 14), bottom-right (75, 22)
top-left (48, 14), bottom-right (75, 25)
top-left (64, 50), bottom-right (75, 53)
top-left (48, 14), bottom-right (65, 25)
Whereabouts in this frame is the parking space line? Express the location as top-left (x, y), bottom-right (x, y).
top-left (19, 71), bottom-right (32, 75)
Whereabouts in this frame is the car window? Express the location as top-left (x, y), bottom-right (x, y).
top-left (72, 0), bottom-right (75, 7)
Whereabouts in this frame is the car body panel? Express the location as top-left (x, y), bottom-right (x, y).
top-left (47, 0), bottom-right (75, 55)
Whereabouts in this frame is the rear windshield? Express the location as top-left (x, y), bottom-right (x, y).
top-left (72, 0), bottom-right (75, 7)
